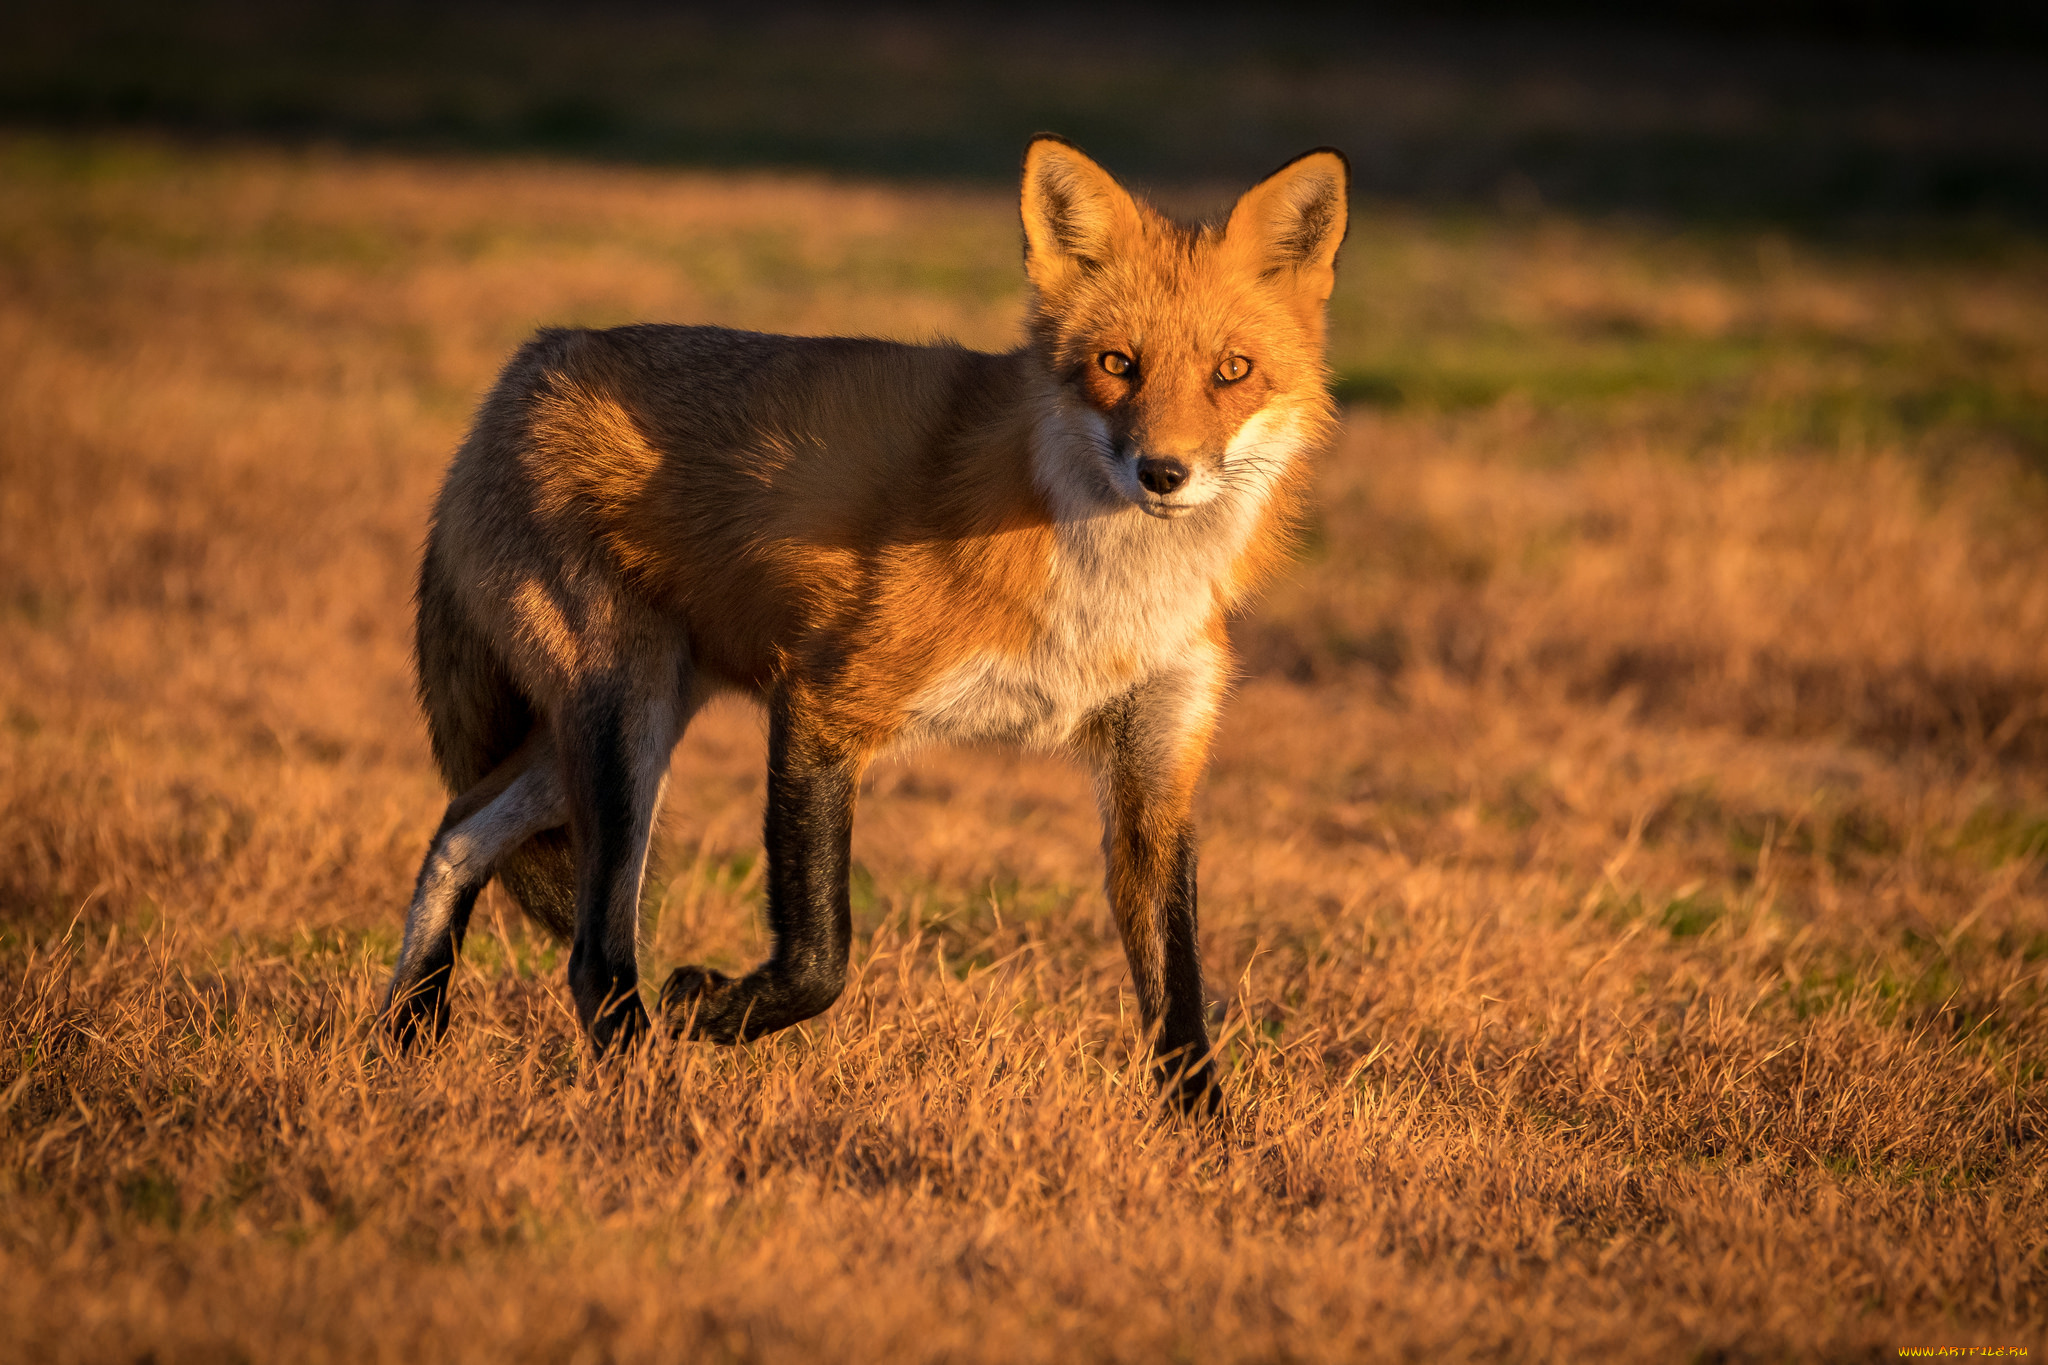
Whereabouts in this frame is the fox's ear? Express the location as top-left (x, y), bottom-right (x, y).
top-left (1020, 136), bottom-right (1144, 297)
top-left (1224, 148), bottom-right (1351, 302)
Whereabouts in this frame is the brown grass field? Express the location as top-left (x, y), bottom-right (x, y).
top-left (2, 134), bottom-right (2046, 1361)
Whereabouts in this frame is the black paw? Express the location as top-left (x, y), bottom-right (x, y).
top-left (660, 965), bottom-right (749, 1042)
top-left (586, 994), bottom-right (651, 1058)
top-left (1158, 1061), bottom-right (1229, 1128)
top-left (382, 985), bottom-right (450, 1054)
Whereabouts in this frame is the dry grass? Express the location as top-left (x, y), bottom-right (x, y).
top-left (2, 134), bottom-right (2045, 1362)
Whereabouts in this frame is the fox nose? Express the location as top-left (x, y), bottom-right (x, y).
top-left (1137, 456), bottom-right (1189, 495)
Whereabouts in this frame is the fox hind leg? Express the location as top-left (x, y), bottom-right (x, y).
top-left (558, 676), bottom-right (685, 1055)
top-left (384, 733), bottom-right (567, 1049)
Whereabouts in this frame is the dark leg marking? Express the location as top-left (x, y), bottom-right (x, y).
top-left (384, 736), bottom-right (565, 1049)
top-left (662, 690), bottom-right (856, 1041)
top-left (1092, 686), bottom-right (1224, 1121)
top-left (1151, 822), bottom-right (1221, 1119)
top-left (560, 685), bottom-right (678, 1056)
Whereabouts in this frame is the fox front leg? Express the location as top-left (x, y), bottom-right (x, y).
top-left (662, 689), bottom-right (857, 1042)
top-left (1084, 652), bottom-right (1229, 1120)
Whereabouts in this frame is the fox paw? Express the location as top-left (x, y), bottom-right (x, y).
top-left (1160, 1064), bottom-right (1229, 1129)
top-left (381, 983), bottom-right (451, 1055)
top-left (660, 965), bottom-right (749, 1042)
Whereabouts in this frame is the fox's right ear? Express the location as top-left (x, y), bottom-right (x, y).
top-left (1020, 136), bottom-right (1143, 298)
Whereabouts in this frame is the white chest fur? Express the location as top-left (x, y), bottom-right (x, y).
top-left (899, 491), bottom-right (1257, 752)
top-left (895, 399), bottom-right (1301, 753)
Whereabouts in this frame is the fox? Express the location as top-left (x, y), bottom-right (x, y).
top-left (381, 135), bottom-right (1350, 1116)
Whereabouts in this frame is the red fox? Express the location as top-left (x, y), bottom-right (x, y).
top-left (383, 136), bottom-right (1349, 1115)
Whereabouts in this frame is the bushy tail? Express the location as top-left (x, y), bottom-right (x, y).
top-left (414, 539), bottom-right (577, 940)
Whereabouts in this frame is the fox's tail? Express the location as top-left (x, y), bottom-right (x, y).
top-left (413, 536), bottom-right (577, 940)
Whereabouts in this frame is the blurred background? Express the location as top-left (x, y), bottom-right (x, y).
top-left (8, 0), bottom-right (2048, 226)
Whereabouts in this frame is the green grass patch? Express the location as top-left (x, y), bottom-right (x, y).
top-left (1657, 891), bottom-right (1725, 940)
top-left (118, 1166), bottom-right (184, 1228)
top-left (1954, 802), bottom-right (2048, 869)
top-left (459, 921), bottom-right (562, 980)
top-left (1584, 886), bottom-right (1730, 942)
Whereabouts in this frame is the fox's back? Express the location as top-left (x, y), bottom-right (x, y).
top-left (462, 323), bottom-right (1037, 546)
top-left (429, 324), bottom-right (1062, 712)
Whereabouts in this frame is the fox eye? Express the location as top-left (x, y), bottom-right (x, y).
top-left (1099, 351), bottom-right (1134, 377)
top-left (1216, 355), bottom-right (1251, 383)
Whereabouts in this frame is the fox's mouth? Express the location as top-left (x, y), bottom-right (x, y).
top-left (1136, 496), bottom-right (1192, 520)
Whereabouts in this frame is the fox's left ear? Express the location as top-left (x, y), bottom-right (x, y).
top-left (1224, 149), bottom-right (1351, 302)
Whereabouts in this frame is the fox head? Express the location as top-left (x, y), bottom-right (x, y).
top-left (1020, 136), bottom-right (1349, 520)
